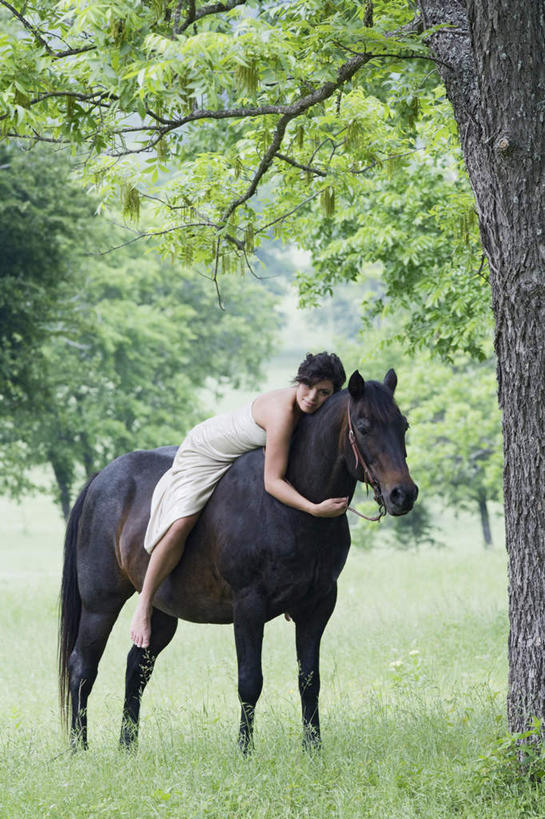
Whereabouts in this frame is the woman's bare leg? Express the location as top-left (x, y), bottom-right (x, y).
top-left (130, 514), bottom-right (200, 648)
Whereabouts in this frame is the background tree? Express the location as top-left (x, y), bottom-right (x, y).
top-left (0, 142), bottom-right (95, 412)
top-left (405, 356), bottom-right (502, 549)
top-left (0, 145), bottom-right (280, 516)
top-left (0, 0), bottom-right (543, 736)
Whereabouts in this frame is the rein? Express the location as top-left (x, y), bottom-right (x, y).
top-left (346, 404), bottom-right (386, 522)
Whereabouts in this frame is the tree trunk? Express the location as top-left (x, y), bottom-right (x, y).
top-left (418, 1), bottom-right (545, 734)
top-left (80, 434), bottom-right (95, 477)
top-left (75, 397), bottom-right (95, 475)
top-left (477, 491), bottom-right (493, 549)
top-left (49, 455), bottom-right (72, 521)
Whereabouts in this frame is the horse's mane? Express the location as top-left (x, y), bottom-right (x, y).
top-left (330, 381), bottom-right (401, 455)
top-left (356, 380), bottom-right (401, 424)
top-left (291, 380), bottom-right (401, 457)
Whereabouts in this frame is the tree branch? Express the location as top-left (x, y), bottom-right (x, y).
top-left (0, 89), bottom-right (116, 126)
top-left (1, 52), bottom-right (371, 156)
top-left (0, 0), bottom-right (97, 59)
top-left (176, 0), bottom-right (247, 34)
top-left (93, 212), bottom-right (246, 257)
top-left (219, 50), bottom-right (375, 224)
top-left (255, 191), bottom-right (322, 236)
top-left (172, 1), bottom-right (186, 34)
top-left (350, 147), bottom-right (424, 174)
top-left (275, 152), bottom-right (327, 177)
top-left (140, 193), bottom-right (245, 249)
top-left (334, 39), bottom-right (452, 70)
top-left (309, 132), bottom-right (345, 165)
top-left (474, 254), bottom-right (489, 282)
top-left (2, 131), bottom-right (71, 144)
top-left (91, 222), bottom-right (219, 256)
top-left (212, 235), bottom-right (225, 309)
top-left (0, 0), bottom-right (54, 53)
top-left (53, 44), bottom-right (97, 59)
top-left (107, 54), bottom-right (374, 142)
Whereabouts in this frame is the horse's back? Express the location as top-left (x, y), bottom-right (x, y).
top-left (82, 446), bottom-right (175, 531)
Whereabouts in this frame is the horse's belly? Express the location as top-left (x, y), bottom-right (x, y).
top-left (157, 598), bottom-right (234, 625)
top-left (153, 547), bottom-right (235, 624)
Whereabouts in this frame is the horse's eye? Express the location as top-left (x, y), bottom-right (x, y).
top-left (356, 418), bottom-right (370, 435)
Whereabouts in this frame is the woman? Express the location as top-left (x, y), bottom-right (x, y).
top-left (130, 352), bottom-right (348, 648)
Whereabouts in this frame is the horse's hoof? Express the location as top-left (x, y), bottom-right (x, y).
top-left (69, 734), bottom-right (88, 753)
top-left (119, 720), bottom-right (139, 750)
top-left (119, 738), bottom-right (138, 753)
top-left (302, 730), bottom-right (322, 753)
top-left (237, 735), bottom-right (254, 755)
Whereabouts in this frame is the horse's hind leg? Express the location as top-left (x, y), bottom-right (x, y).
top-left (120, 607), bottom-right (178, 748)
top-left (69, 603), bottom-right (126, 749)
top-left (233, 593), bottom-right (266, 753)
top-left (293, 586), bottom-right (337, 750)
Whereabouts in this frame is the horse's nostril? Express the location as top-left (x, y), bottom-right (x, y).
top-left (390, 487), bottom-right (403, 505)
top-left (389, 484), bottom-right (417, 511)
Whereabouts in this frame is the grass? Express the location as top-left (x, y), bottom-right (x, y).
top-left (2, 492), bottom-right (544, 817)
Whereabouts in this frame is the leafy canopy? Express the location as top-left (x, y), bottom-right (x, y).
top-left (0, 0), bottom-right (489, 359)
top-left (299, 145), bottom-right (490, 361)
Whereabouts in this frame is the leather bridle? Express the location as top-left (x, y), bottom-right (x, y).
top-left (346, 404), bottom-right (386, 522)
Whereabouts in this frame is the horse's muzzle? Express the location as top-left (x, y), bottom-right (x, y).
top-left (385, 483), bottom-right (419, 516)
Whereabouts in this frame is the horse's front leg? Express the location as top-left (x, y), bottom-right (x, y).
top-left (293, 585), bottom-right (337, 750)
top-left (233, 591), bottom-right (266, 753)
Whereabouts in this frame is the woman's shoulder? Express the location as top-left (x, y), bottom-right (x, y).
top-left (260, 386), bottom-right (295, 403)
top-left (252, 386), bottom-right (297, 428)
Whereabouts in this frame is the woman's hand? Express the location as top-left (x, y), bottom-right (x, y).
top-left (312, 497), bottom-right (348, 518)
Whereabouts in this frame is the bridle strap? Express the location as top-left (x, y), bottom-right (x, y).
top-left (346, 404), bottom-right (386, 522)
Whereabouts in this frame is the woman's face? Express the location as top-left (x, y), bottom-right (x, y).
top-left (295, 379), bottom-right (335, 414)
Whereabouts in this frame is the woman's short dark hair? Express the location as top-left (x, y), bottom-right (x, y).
top-left (294, 352), bottom-right (346, 393)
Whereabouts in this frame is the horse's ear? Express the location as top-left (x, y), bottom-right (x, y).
top-left (348, 370), bottom-right (365, 399)
top-left (384, 368), bottom-right (397, 394)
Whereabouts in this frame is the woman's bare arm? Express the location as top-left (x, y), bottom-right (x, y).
top-left (257, 392), bottom-right (347, 518)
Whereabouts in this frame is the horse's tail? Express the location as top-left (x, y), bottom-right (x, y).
top-left (58, 473), bottom-right (98, 729)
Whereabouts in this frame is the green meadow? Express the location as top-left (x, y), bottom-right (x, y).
top-left (1, 493), bottom-right (542, 818)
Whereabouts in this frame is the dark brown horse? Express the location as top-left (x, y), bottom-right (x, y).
top-left (59, 370), bottom-right (417, 751)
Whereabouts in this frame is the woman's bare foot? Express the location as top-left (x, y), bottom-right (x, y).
top-left (128, 516), bottom-right (199, 649)
top-left (130, 597), bottom-right (151, 648)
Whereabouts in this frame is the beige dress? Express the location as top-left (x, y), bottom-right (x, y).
top-left (144, 402), bottom-right (267, 553)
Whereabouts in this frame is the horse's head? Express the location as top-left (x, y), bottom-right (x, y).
top-left (345, 369), bottom-right (418, 516)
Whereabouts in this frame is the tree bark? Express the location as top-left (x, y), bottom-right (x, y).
top-left (477, 491), bottom-right (493, 549)
top-left (418, 0), bottom-right (545, 734)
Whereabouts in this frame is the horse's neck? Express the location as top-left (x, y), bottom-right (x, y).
top-left (287, 392), bottom-right (355, 503)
